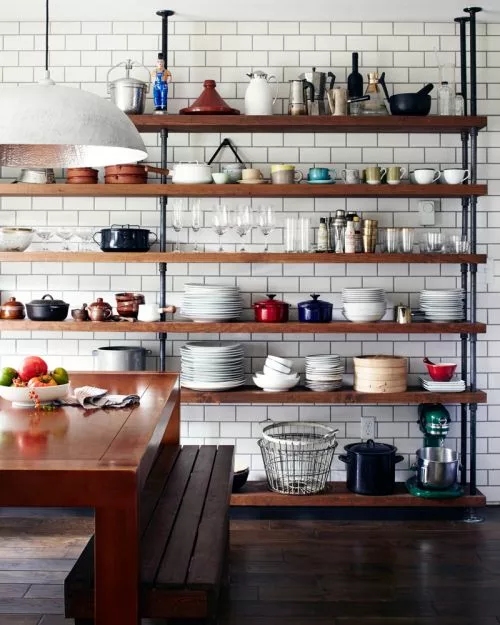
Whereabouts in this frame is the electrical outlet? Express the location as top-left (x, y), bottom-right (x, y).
top-left (418, 200), bottom-right (436, 226)
top-left (361, 416), bottom-right (376, 440)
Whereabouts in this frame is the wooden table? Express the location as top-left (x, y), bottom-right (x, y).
top-left (0, 371), bottom-right (180, 625)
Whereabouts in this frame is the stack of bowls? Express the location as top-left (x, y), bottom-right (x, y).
top-left (253, 355), bottom-right (300, 392)
top-left (180, 341), bottom-right (246, 391)
top-left (181, 283), bottom-right (242, 322)
top-left (342, 288), bottom-right (386, 322)
top-left (305, 355), bottom-right (344, 391)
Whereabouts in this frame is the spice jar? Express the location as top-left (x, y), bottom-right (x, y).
top-left (0, 296), bottom-right (25, 320)
top-left (253, 294), bottom-right (290, 323)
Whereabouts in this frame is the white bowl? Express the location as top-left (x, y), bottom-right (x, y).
top-left (266, 355), bottom-right (294, 369)
top-left (0, 383), bottom-right (70, 407)
top-left (0, 228), bottom-right (34, 252)
top-left (253, 376), bottom-right (299, 392)
top-left (264, 359), bottom-right (292, 374)
top-left (261, 366), bottom-right (299, 380)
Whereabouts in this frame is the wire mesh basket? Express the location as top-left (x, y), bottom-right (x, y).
top-left (258, 421), bottom-right (338, 495)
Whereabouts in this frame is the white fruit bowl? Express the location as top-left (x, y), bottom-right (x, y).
top-left (0, 383), bottom-right (70, 408)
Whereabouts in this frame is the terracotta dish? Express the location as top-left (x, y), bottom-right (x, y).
top-left (66, 167), bottom-right (98, 185)
top-left (0, 296), bottom-right (25, 320)
top-left (104, 164), bottom-right (169, 184)
top-left (180, 80), bottom-right (240, 115)
top-left (115, 292), bottom-right (146, 318)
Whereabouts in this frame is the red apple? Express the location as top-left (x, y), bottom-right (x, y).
top-left (18, 356), bottom-right (48, 382)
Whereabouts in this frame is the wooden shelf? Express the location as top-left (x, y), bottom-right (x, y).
top-left (181, 385), bottom-right (486, 405)
top-left (230, 481), bottom-right (486, 508)
top-left (0, 183), bottom-right (487, 198)
top-left (0, 251), bottom-right (487, 264)
top-left (0, 320), bottom-right (486, 334)
top-left (129, 114), bottom-right (488, 134)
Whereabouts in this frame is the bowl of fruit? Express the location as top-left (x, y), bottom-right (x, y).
top-left (0, 356), bottom-right (70, 407)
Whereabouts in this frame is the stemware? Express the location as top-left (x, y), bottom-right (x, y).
top-left (190, 199), bottom-right (202, 252)
top-left (172, 199), bottom-right (184, 252)
top-left (56, 227), bottom-right (73, 251)
top-left (233, 205), bottom-right (253, 252)
top-left (78, 228), bottom-right (94, 251)
top-left (257, 205), bottom-right (275, 252)
top-left (211, 205), bottom-right (229, 252)
top-left (36, 227), bottom-right (53, 251)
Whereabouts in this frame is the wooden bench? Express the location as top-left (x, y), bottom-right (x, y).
top-left (64, 444), bottom-right (234, 624)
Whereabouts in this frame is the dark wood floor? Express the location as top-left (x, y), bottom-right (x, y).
top-left (1, 509), bottom-right (500, 624)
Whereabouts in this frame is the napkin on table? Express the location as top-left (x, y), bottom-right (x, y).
top-left (58, 385), bottom-right (140, 409)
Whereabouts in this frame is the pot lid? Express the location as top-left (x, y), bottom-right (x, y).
top-left (110, 75), bottom-right (148, 88)
top-left (346, 439), bottom-right (397, 455)
top-left (1, 296), bottom-right (24, 309)
top-left (28, 294), bottom-right (68, 306)
top-left (298, 294), bottom-right (332, 308)
top-left (180, 80), bottom-right (240, 115)
top-left (247, 70), bottom-right (269, 79)
top-left (89, 297), bottom-right (113, 309)
top-left (254, 294), bottom-right (289, 308)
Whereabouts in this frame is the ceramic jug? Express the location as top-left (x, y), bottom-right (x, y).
top-left (245, 71), bottom-right (278, 115)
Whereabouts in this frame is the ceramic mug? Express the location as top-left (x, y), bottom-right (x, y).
top-left (441, 168), bottom-right (470, 184)
top-left (364, 166), bottom-right (387, 185)
top-left (414, 168), bottom-right (441, 184)
top-left (307, 167), bottom-right (332, 181)
top-left (386, 166), bottom-right (407, 185)
top-left (212, 172), bottom-right (229, 184)
top-left (242, 168), bottom-right (263, 181)
top-left (271, 167), bottom-right (303, 184)
top-left (341, 169), bottom-right (361, 184)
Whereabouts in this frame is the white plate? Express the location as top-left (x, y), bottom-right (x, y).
top-left (181, 379), bottom-right (246, 391)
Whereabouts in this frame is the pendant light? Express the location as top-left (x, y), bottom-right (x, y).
top-left (0, 0), bottom-right (147, 168)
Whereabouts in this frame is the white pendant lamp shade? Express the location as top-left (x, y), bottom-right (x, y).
top-left (0, 82), bottom-right (148, 168)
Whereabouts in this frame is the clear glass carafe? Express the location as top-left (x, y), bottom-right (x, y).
top-left (361, 72), bottom-right (388, 116)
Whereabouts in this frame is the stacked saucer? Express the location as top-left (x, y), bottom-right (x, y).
top-left (342, 288), bottom-right (386, 323)
top-left (181, 283), bottom-right (242, 322)
top-left (419, 375), bottom-right (466, 392)
top-left (180, 341), bottom-right (246, 391)
top-left (419, 289), bottom-right (465, 322)
top-left (305, 355), bottom-right (344, 391)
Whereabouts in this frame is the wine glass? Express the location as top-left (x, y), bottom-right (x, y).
top-left (172, 199), bottom-right (184, 252)
top-left (190, 199), bottom-right (202, 252)
top-left (36, 227), bottom-right (53, 251)
top-left (211, 205), bottom-right (229, 252)
top-left (257, 205), bottom-right (275, 252)
top-left (233, 205), bottom-right (253, 252)
top-left (78, 228), bottom-right (94, 251)
top-left (56, 227), bottom-right (73, 251)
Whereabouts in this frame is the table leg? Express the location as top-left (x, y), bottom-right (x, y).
top-left (95, 500), bottom-right (139, 625)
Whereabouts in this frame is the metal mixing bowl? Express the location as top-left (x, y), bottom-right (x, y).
top-left (416, 447), bottom-right (458, 490)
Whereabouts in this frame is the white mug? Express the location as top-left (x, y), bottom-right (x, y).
top-left (413, 168), bottom-right (441, 185)
top-left (442, 168), bottom-right (470, 184)
top-left (137, 304), bottom-right (175, 322)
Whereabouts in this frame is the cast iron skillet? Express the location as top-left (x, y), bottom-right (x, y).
top-left (379, 72), bottom-right (433, 116)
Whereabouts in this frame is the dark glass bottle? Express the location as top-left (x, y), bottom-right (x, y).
top-left (347, 52), bottom-right (363, 99)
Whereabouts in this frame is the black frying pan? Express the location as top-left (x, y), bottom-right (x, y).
top-left (379, 72), bottom-right (433, 116)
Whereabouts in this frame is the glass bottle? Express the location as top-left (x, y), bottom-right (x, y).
top-left (344, 217), bottom-right (356, 254)
top-left (438, 81), bottom-right (453, 116)
top-left (152, 53), bottom-right (172, 114)
top-left (361, 72), bottom-right (388, 116)
top-left (333, 210), bottom-right (346, 253)
top-left (455, 92), bottom-right (465, 116)
top-left (317, 217), bottom-right (329, 252)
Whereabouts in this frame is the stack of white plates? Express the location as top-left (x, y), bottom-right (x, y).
top-left (342, 288), bottom-right (386, 322)
top-left (253, 355), bottom-right (300, 392)
top-left (181, 283), bottom-right (242, 322)
top-left (419, 289), bottom-right (465, 322)
top-left (419, 375), bottom-right (466, 392)
top-left (305, 355), bottom-right (344, 392)
top-left (180, 341), bottom-right (246, 391)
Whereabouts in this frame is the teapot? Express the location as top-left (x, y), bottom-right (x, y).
top-left (87, 298), bottom-right (113, 322)
top-left (244, 70), bottom-right (278, 115)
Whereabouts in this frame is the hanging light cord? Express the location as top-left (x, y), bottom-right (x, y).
top-left (45, 0), bottom-right (49, 72)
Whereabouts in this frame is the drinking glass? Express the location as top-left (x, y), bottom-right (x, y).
top-left (190, 199), bottom-right (202, 252)
top-left (257, 205), bottom-right (275, 252)
top-left (400, 227), bottom-right (415, 253)
top-left (211, 204), bottom-right (229, 252)
top-left (36, 227), bottom-right (53, 250)
top-left (172, 199), bottom-right (184, 252)
top-left (383, 228), bottom-right (400, 253)
top-left (424, 231), bottom-right (444, 253)
top-left (56, 227), bottom-right (73, 251)
top-left (285, 217), bottom-right (297, 252)
top-left (298, 217), bottom-right (310, 253)
top-left (448, 234), bottom-right (470, 253)
top-left (233, 205), bottom-right (253, 252)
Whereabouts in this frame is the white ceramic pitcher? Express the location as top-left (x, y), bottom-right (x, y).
top-left (244, 70), bottom-right (278, 115)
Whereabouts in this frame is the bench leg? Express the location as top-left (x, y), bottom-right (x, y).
top-left (75, 620), bottom-right (94, 625)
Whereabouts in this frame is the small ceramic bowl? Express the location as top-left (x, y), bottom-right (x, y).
top-left (212, 172), bottom-right (229, 184)
top-left (425, 362), bottom-right (457, 382)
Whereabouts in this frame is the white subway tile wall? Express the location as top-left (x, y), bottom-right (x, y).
top-left (0, 19), bottom-right (498, 499)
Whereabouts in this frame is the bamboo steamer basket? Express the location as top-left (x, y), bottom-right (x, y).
top-left (353, 355), bottom-right (407, 393)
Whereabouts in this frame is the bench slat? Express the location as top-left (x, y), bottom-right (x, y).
top-left (140, 444), bottom-right (180, 531)
top-left (141, 445), bottom-right (199, 585)
top-left (155, 445), bottom-right (217, 588)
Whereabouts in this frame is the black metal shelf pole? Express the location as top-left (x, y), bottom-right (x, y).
top-left (455, 14), bottom-right (470, 488)
top-left (157, 10), bottom-right (174, 372)
top-left (464, 5), bottom-right (482, 521)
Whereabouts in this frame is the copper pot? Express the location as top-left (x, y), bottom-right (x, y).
top-left (0, 296), bottom-right (25, 320)
top-left (66, 168), bottom-right (98, 184)
top-left (115, 292), bottom-right (145, 319)
top-left (87, 298), bottom-right (113, 322)
top-left (104, 164), bottom-right (169, 184)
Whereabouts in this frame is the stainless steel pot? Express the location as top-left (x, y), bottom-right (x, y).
top-left (415, 447), bottom-right (458, 490)
top-left (92, 346), bottom-right (152, 371)
top-left (17, 169), bottom-right (55, 184)
top-left (107, 59), bottom-right (150, 114)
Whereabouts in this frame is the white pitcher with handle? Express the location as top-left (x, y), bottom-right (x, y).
top-left (244, 70), bottom-right (278, 115)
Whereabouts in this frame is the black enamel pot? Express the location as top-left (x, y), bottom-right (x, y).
top-left (339, 439), bottom-right (404, 496)
top-left (93, 224), bottom-right (157, 252)
top-left (26, 294), bottom-right (70, 321)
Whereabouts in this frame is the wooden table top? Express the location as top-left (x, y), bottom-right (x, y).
top-left (0, 372), bottom-right (179, 471)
